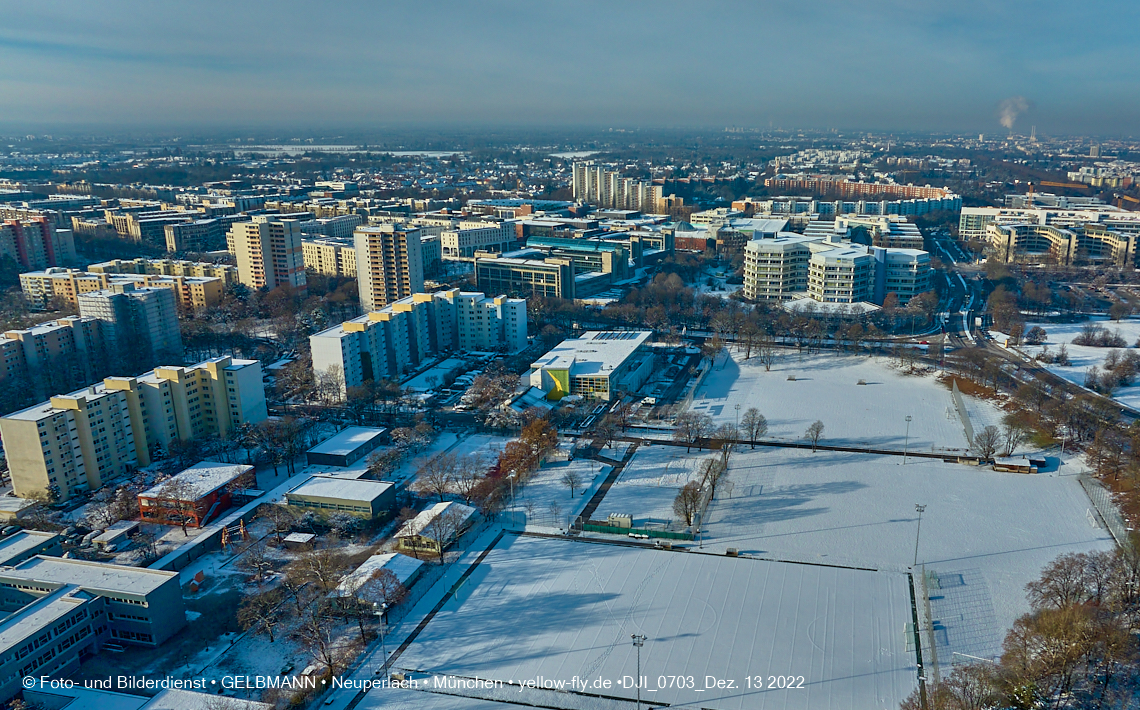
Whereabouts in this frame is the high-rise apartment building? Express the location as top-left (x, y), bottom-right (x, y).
top-left (77, 284), bottom-right (183, 368)
top-left (228, 217), bottom-right (307, 294)
top-left (354, 224), bottom-right (424, 311)
top-left (0, 356), bottom-right (266, 501)
top-left (572, 163), bottom-right (663, 212)
top-left (311, 289), bottom-right (526, 400)
top-left (0, 317), bottom-right (108, 399)
top-left (302, 237), bottom-right (357, 277)
top-left (21, 267), bottom-right (225, 311)
top-left (0, 217), bottom-right (76, 270)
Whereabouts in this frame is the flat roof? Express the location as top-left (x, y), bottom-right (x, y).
top-left (147, 689), bottom-right (273, 710)
top-left (0, 530), bottom-right (58, 566)
top-left (93, 520), bottom-right (140, 544)
top-left (0, 497), bottom-right (38, 514)
top-left (334, 552), bottom-right (424, 597)
top-left (0, 586), bottom-right (93, 653)
top-left (140, 461), bottom-right (253, 501)
top-left (286, 475), bottom-right (394, 502)
top-left (531, 330), bottom-right (652, 377)
top-left (307, 427), bottom-right (386, 457)
top-left (2, 556), bottom-right (179, 595)
top-left (23, 682), bottom-right (148, 710)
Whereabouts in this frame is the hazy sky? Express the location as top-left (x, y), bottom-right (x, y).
top-left (2, 0), bottom-right (1138, 135)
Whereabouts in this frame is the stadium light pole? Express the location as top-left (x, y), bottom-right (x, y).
top-left (903, 415), bottom-right (913, 465)
top-left (735, 403), bottom-right (741, 431)
top-left (631, 634), bottom-right (646, 710)
top-left (913, 504), bottom-right (926, 567)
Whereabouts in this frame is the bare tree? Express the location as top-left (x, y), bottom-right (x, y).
top-left (673, 481), bottom-right (702, 526)
top-left (288, 548), bottom-right (347, 595)
top-left (423, 506), bottom-right (468, 563)
top-left (804, 420), bottom-right (825, 452)
top-left (413, 451), bottom-right (459, 502)
top-left (150, 476), bottom-right (200, 537)
top-left (757, 335), bottom-right (778, 371)
top-left (561, 468), bottom-right (584, 497)
top-left (347, 568), bottom-right (408, 642)
top-left (451, 453), bottom-right (486, 505)
top-left (237, 588), bottom-right (285, 643)
top-left (296, 600), bottom-right (348, 674)
top-left (699, 458), bottom-right (729, 499)
top-left (366, 448), bottom-right (404, 480)
top-left (974, 425), bottom-right (1001, 460)
top-left (673, 412), bottom-right (714, 452)
top-left (239, 538), bottom-right (273, 585)
top-left (261, 502), bottom-right (298, 543)
top-left (1001, 414), bottom-right (1032, 457)
top-left (740, 408), bottom-right (768, 449)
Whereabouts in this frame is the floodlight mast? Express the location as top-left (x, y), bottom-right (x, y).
top-left (631, 634), bottom-right (647, 710)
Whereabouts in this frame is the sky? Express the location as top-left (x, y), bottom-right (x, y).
top-left (1, 0), bottom-right (1138, 136)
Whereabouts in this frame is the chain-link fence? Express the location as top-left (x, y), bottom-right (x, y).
top-left (1080, 475), bottom-right (1132, 551)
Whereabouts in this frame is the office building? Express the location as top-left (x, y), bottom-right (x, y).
top-left (228, 217), bottom-right (307, 293)
top-left (440, 221), bottom-right (516, 259)
top-left (732, 193), bottom-right (962, 217)
top-left (0, 217), bottom-right (76, 270)
top-left (803, 215), bottom-right (925, 249)
top-left (310, 289), bottom-right (527, 399)
top-left (354, 224), bottom-right (424, 310)
top-left (763, 177), bottom-right (954, 200)
top-left (0, 531), bottom-right (63, 567)
top-left (137, 461), bottom-right (254, 528)
top-left (743, 234), bottom-right (932, 306)
top-left (528, 330), bottom-right (654, 401)
top-left (77, 284), bottom-right (183, 365)
top-left (302, 236), bottom-right (357, 277)
top-left (960, 206), bottom-right (1140, 266)
top-left (0, 356), bottom-right (266, 501)
top-left (475, 252), bottom-right (577, 299)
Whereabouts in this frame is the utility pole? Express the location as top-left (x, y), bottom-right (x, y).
top-left (914, 504), bottom-right (926, 567)
top-left (631, 634), bottom-right (646, 710)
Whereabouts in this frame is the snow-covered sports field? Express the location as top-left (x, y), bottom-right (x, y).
top-left (689, 351), bottom-right (1007, 451)
top-left (391, 534), bottom-right (917, 710)
top-left (699, 447), bottom-right (1114, 664)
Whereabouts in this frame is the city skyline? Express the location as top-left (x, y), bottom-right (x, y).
top-left (2, 1), bottom-right (1139, 135)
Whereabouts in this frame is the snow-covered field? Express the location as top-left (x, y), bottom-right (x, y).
top-left (391, 535), bottom-right (917, 710)
top-left (510, 458), bottom-right (612, 530)
top-left (698, 447), bottom-right (1114, 664)
top-left (689, 350), bottom-right (1007, 451)
top-left (1001, 316), bottom-right (1140, 410)
top-left (594, 444), bottom-right (713, 527)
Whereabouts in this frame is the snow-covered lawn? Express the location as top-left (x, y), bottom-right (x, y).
top-left (698, 447), bottom-right (1114, 664)
top-left (593, 444), bottom-right (713, 527)
top-left (1000, 316), bottom-right (1140, 410)
top-left (689, 350), bottom-right (1007, 451)
top-left (511, 458), bottom-right (612, 530)
top-left (392, 535), bottom-right (917, 710)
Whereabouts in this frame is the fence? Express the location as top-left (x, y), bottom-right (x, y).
top-left (580, 524), bottom-right (693, 541)
top-left (1079, 475), bottom-right (1133, 551)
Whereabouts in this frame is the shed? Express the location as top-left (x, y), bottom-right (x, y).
top-left (282, 532), bottom-right (316, 550)
top-left (306, 427), bottom-right (387, 467)
top-left (993, 457), bottom-right (1037, 474)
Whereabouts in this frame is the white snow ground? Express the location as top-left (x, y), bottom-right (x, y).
top-left (391, 534), bottom-right (917, 710)
top-left (594, 444), bottom-right (714, 527)
top-left (999, 316), bottom-right (1140, 410)
top-left (698, 446), bottom-right (1114, 664)
top-left (689, 351), bottom-right (1007, 451)
top-left (509, 458), bottom-right (612, 531)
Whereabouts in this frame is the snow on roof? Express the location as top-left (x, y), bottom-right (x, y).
top-left (994, 457), bottom-right (1033, 467)
top-left (286, 475), bottom-right (393, 502)
top-left (23, 681), bottom-right (148, 710)
top-left (140, 461), bottom-right (253, 501)
top-left (396, 501), bottom-right (477, 539)
top-left (530, 330), bottom-right (651, 377)
top-left (0, 530), bottom-right (57, 566)
top-left (307, 427), bottom-right (386, 457)
top-left (782, 297), bottom-right (881, 314)
top-left (93, 520), bottom-right (140, 545)
top-left (3, 556), bottom-right (178, 595)
top-left (283, 532), bottom-right (315, 544)
top-left (146, 689), bottom-right (273, 710)
top-left (0, 587), bottom-right (93, 652)
top-left (334, 552), bottom-right (424, 597)
top-left (0, 497), bottom-right (38, 514)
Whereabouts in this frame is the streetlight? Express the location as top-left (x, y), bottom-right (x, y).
top-left (913, 504), bottom-right (926, 567)
top-left (903, 415), bottom-right (913, 465)
top-left (735, 403), bottom-right (741, 432)
top-left (631, 634), bottom-right (646, 710)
